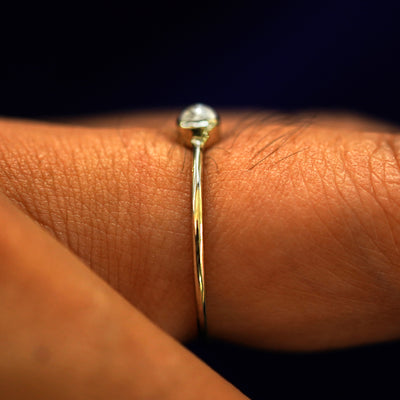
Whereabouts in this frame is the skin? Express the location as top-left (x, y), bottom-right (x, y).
top-left (0, 110), bottom-right (400, 396)
top-left (0, 188), bottom-right (247, 399)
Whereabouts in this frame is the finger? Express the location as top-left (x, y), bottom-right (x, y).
top-left (0, 193), bottom-right (248, 399)
top-left (0, 114), bottom-right (400, 351)
top-left (0, 116), bottom-right (199, 339)
top-left (208, 116), bottom-right (400, 350)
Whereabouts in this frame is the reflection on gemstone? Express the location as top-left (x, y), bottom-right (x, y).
top-left (178, 103), bottom-right (219, 130)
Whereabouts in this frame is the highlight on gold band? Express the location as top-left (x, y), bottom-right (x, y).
top-left (177, 103), bottom-right (220, 336)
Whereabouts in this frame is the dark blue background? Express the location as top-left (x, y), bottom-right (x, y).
top-left (1, 1), bottom-right (400, 398)
top-left (2, 1), bottom-right (400, 123)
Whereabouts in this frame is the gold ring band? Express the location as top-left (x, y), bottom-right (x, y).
top-left (177, 103), bottom-right (220, 337)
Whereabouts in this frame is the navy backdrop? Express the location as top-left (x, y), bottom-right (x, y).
top-left (2, 1), bottom-right (400, 122)
top-left (1, 1), bottom-right (399, 398)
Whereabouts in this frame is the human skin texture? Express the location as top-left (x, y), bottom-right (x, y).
top-left (0, 192), bottom-right (248, 399)
top-left (0, 111), bottom-right (399, 351)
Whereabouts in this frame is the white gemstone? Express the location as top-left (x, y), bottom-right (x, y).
top-left (178, 103), bottom-right (218, 129)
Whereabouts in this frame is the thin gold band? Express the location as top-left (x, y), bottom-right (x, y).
top-left (177, 103), bottom-right (220, 337)
top-left (192, 143), bottom-right (207, 335)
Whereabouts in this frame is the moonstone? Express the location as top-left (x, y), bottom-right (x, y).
top-left (178, 103), bottom-right (218, 130)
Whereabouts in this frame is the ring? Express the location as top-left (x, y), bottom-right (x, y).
top-left (177, 103), bottom-right (220, 337)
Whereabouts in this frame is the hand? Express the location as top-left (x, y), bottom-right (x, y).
top-left (0, 111), bottom-right (399, 352)
top-left (0, 192), bottom-right (247, 399)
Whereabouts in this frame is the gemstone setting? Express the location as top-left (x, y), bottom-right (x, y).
top-left (177, 103), bottom-right (220, 148)
top-left (178, 103), bottom-right (219, 131)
